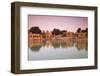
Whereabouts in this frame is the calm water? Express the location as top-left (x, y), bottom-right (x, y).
top-left (28, 40), bottom-right (88, 60)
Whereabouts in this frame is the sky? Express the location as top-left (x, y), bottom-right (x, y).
top-left (28, 15), bottom-right (88, 32)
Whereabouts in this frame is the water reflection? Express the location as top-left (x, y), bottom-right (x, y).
top-left (76, 39), bottom-right (88, 51)
top-left (29, 39), bottom-right (88, 52)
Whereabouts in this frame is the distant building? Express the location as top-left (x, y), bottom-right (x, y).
top-left (66, 32), bottom-right (74, 40)
top-left (77, 32), bottom-right (87, 39)
top-left (28, 32), bottom-right (42, 42)
top-left (28, 28), bottom-right (87, 43)
top-left (45, 31), bottom-right (52, 40)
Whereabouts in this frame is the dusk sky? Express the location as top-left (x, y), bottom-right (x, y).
top-left (28, 15), bottom-right (88, 32)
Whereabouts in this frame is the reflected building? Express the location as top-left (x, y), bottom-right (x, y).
top-left (76, 39), bottom-right (88, 51)
top-left (65, 41), bottom-right (73, 48)
top-left (51, 40), bottom-right (61, 48)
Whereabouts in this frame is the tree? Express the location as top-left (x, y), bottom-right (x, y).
top-left (29, 27), bottom-right (42, 34)
top-left (61, 30), bottom-right (67, 37)
top-left (52, 28), bottom-right (61, 35)
top-left (81, 30), bottom-right (86, 33)
top-left (85, 28), bottom-right (88, 32)
top-left (81, 28), bottom-right (88, 33)
top-left (77, 28), bottom-right (81, 33)
top-left (85, 28), bottom-right (88, 37)
top-left (60, 30), bottom-right (67, 34)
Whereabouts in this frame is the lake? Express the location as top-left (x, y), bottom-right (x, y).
top-left (28, 39), bottom-right (88, 60)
